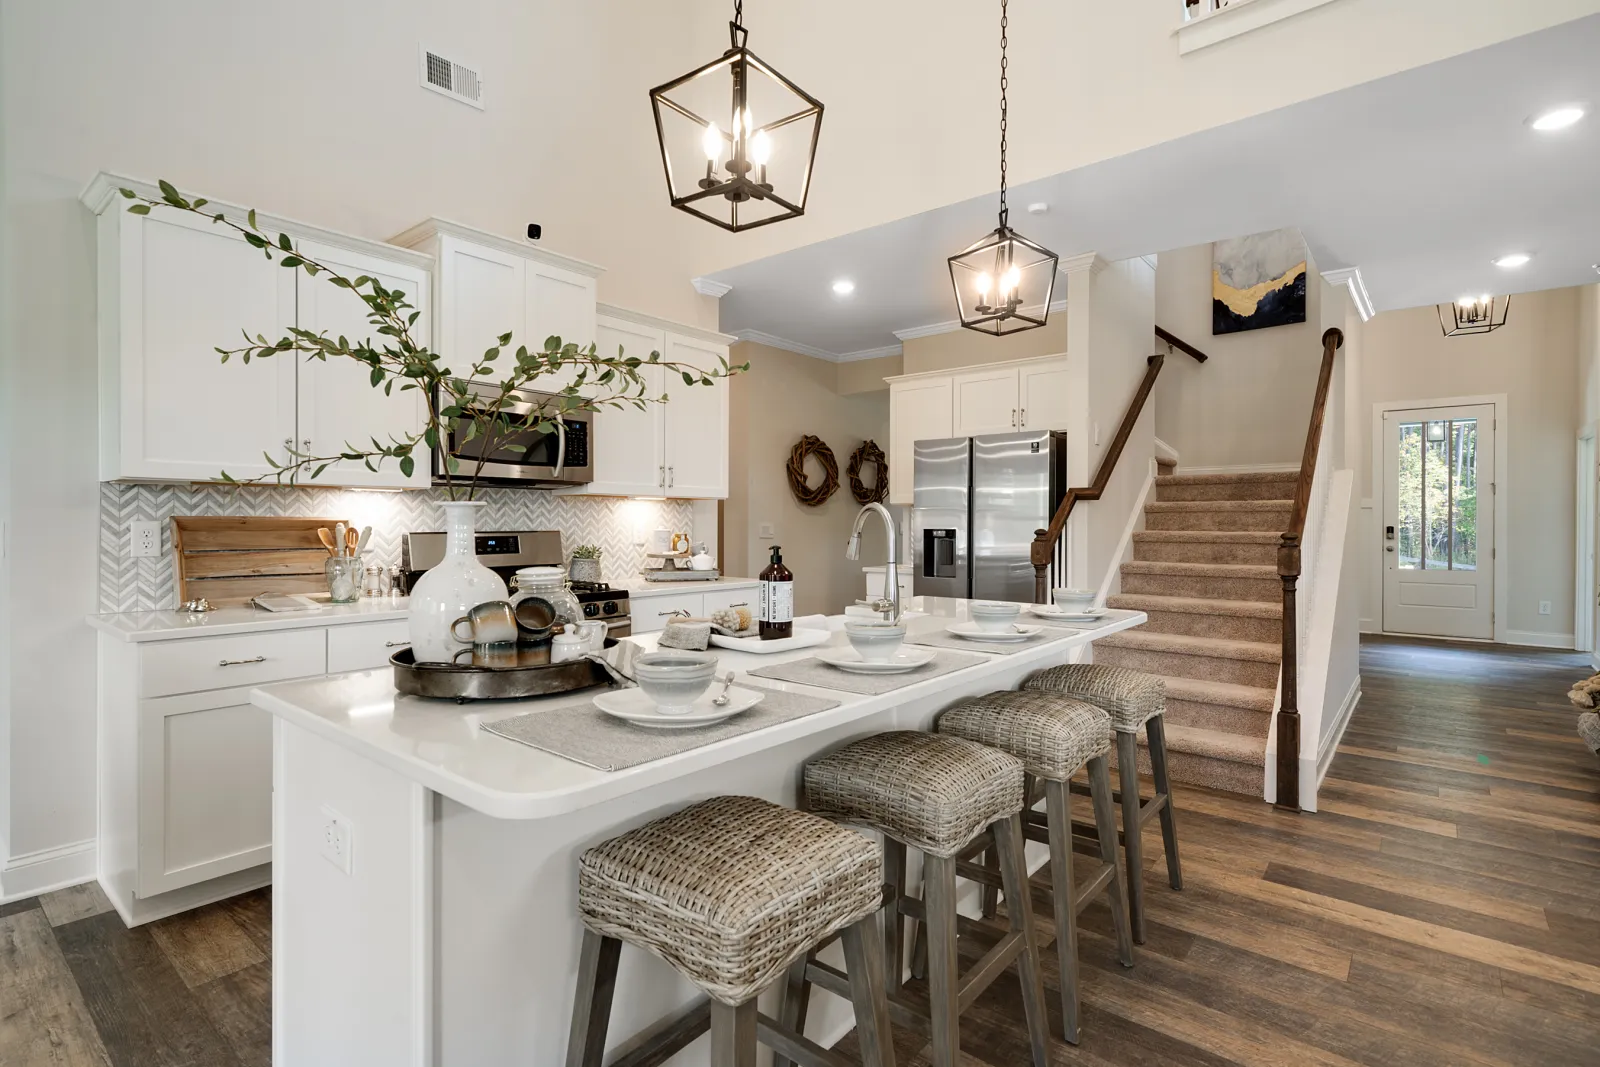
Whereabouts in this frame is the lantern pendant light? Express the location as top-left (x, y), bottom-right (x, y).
top-left (649, 0), bottom-right (823, 232)
top-left (948, 0), bottom-right (1059, 335)
top-left (1437, 293), bottom-right (1511, 336)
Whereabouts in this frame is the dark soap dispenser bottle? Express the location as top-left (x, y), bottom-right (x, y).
top-left (758, 545), bottom-right (794, 640)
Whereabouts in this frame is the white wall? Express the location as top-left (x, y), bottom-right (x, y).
top-left (1354, 287), bottom-right (1582, 644)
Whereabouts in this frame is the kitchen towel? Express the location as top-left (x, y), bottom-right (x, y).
top-left (747, 650), bottom-right (986, 696)
top-left (479, 683), bottom-right (841, 772)
top-left (905, 627), bottom-right (1063, 655)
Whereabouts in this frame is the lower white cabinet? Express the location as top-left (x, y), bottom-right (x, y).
top-left (630, 585), bottom-right (760, 633)
top-left (327, 619), bottom-right (412, 674)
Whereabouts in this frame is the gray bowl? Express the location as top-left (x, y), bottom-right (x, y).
top-left (844, 620), bottom-right (907, 662)
top-left (633, 650), bottom-right (718, 714)
top-left (969, 600), bottom-right (1022, 634)
top-left (1052, 588), bottom-right (1097, 612)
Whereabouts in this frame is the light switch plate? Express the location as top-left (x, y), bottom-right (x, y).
top-left (759, 523), bottom-right (775, 539)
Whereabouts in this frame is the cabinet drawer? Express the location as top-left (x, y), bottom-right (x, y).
top-left (140, 628), bottom-right (327, 698)
top-left (633, 592), bottom-right (706, 633)
top-left (702, 587), bottom-right (757, 615)
top-left (328, 620), bottom-right (413, 674)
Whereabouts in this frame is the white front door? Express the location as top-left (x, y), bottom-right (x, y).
top-left (1382, 404), bottom-right (1495, 639)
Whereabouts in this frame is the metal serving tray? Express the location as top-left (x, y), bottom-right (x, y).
top-left (390, 642), bottom-right (615, 703)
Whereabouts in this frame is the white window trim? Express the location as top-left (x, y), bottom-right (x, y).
top-left (1176, 0), bottom-right (1350, 56)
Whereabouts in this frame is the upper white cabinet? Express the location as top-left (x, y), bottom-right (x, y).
top-left (581, 314), bottom-right (668, 496)
top-left (886, 355), bottom-right (1070, 504)
top-left (663, 331), bottom-right (730, 498)
top-left (84, 173), bottom-right (433, 489)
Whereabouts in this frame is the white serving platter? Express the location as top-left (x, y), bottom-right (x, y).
top-left (709, 627), bottom-right (831, 654)
top-left (946, 622), bottom-right (1044, 642)
top-left (814, 646), bottom-right (938, 674)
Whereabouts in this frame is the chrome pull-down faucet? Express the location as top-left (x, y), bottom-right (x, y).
top-left (845, 502), bottom-right (900, 622)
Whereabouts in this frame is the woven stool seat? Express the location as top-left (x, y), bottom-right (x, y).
top-left (804, 731), bottom-right (1024, 858)
top-left (578, 795), bottom-right (882, 1005)
top-left (1023, 663), bottom-right (1164, 733)
top-left (936, 690), bottom-right (1112, 781)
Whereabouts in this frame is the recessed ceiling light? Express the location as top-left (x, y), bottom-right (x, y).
top-left (831, 279), bottom-right (855, 296)
top-left (1493, 253), bottom-right (1531, 269)
top-left (1530, 106), bottom-right (1585, 131)
top-left (1026, 202), bottom-right (1049, 215)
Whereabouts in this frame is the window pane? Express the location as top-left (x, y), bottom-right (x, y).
top-left (1452, 419), bottom-right (1478, 571)
top-left (1424, 421), bottom-right (1450, 569)
top-left (1397, 423), bottom-right (1422, 569)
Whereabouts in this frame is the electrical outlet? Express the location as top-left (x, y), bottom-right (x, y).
top-left (129, 520), bottom-right (161, 558)
top-left (759, 523), bottom-right (776, 539)
top-left (1539, 600), bottom-right (1552, 616)
top-left (319, 805), bottom-right (353, 875)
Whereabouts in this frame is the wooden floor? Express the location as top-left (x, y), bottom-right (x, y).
top-left (4, 635), bottom-right (1599, 1065)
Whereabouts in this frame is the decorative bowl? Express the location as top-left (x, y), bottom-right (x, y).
top-left (632, 651), bottom-right (719, 715)
top-left (1052, 588), bottom-right (1097, 612)
top-left (968, 600), bottom-right (1022, 634)
top-left (844, 620), bottom-right (907, 662)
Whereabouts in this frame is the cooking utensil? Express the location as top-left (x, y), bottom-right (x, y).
top-left (334, 523), bottom-right (348, 558)
top-left (711, 671), bottom-right (737, 706)
top-left (355, 525), bottom-right (372, 556)
top-left (317, 527), bottom-right (339, 556)
top-left (345, 527), bottom-right (359, 557)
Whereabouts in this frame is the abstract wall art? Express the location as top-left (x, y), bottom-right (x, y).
top-left (1212, 228), bottom-right (1308, 334)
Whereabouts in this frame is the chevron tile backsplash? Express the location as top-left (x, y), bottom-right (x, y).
top-left (99, 483), bottom-right (698, 613)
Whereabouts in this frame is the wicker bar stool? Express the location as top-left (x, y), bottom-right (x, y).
top-left (1022, 664), bottom-right (1182, 944)
top-left (934, 690), bottom-right (1135, 1043)
top-left (566, 795), bottom-right (895, 1067)
top-left (785, 732), bottom-right (1051, 1067)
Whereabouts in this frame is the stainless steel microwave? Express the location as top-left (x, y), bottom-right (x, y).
top-left (433, 384), bottom-right (594, 487)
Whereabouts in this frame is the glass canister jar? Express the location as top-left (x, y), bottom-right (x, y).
top-left (326, 555), bottom-right (362, 603)
top-left (509, 565), bottom-right (581, 634)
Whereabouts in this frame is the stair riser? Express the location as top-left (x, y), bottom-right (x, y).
top-left (1137, 609), bottom-right (1281, 644)
top-left (1097, 644), bottom-right (1281, 689)
top-left (1133, 539), bottom-right (1279, 566)
top-left (1122, 571), bottom-right (1280, 603)
top-left (1145, 508), bottom-right (1292, 532)
top-left (1115, 744), bottom-right (1264, 798)
top-left (1165, 698), bottom-right (1273, 738)
top-left (1156, 480), bottom-right (1298, 503)
top-left (1156, 461), bottom-right (1178, 476)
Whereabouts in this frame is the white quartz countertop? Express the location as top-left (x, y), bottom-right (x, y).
top-left (251, 599), bottom-right (1145, 820)
top-left (621, 576), bottom-right (759, 597)
top-left (88, 598), bottom-right (411, 642)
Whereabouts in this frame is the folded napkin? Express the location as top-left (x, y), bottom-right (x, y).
top-left (585, 639), bottom-right (646, 686)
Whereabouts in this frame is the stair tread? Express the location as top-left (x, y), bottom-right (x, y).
top-left (1108, 593), bottom-right (1282, 619)
top-left (1133, 530), bottom-right (1283, 544)
top-left (1136, 723), bottom-right (1267, 765)
top-left (1146, 499), bottom-right (1294, 512)
top-left (1155, 471), bottom-right (1299, 485)
top-left (1161, 675), bottom-right (1277, 712)
top-left (1099, 629), bottom-right (1282, 662)
top-left (1121, 560), bottom-right (1277, 578)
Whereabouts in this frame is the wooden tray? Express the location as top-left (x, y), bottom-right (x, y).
top-left (171, 515), bottom-right (350, 606)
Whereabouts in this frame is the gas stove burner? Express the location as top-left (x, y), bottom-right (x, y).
top-left (569, 580), bottom-right (614, 594)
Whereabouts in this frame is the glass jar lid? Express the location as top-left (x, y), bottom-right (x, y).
top-left (514, 565), bottom-right (566, 586)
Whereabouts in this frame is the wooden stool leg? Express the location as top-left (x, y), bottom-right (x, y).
top-left (922, 854), bottom-right (962, 1067)
top-left (771, 953), bottom-right (813, 1067)
top-left (565, 930), bottom-right (621, 1067)
top-left (883, 838), bottom-right (908, 989)
top-left (1116, 729), bottom-right (1148, 945)
top-left (1147, 716), bottom-right (1184, 891)
top-left (993, 815), bottom-right (1051, 1067)
top-left (1043, 777), bottom-right (1081, 1044)
top-left (841, 913), bottom-right (898, 1067)
top-left (979, 846), bottom-right (1001, 919)
top-left (708, 1000), bottom-right (757, 1067)
top-left (1089, 755), bottom-right (1135, 968)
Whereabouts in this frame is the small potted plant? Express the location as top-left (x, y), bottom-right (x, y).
top-left (569, 544), bottom-right (603, 584)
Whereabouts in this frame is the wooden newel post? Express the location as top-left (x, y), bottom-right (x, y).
top-left (1275, 533), bottom-right (1302, 812)
top-left (1031, 528), bottom-right (1052, 605)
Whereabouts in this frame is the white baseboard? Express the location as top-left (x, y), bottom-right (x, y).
top-left (1506, 629), bottom-right (1576, 650)
top-left (1314, 678), bottom-right (1363, 796)
top-left (1359, 617), bottom-right (1378, 633)
top-left (1178, 462), bottom-right (1301, 476)
top-left (1097, 462), bottom-right (1155, 605)
top-left (1153, 436), bottom-right (1179, 466)
top-left (1, 839), bottom-right (97, 903)
top-left (1591, 650), bottom-right (1599, 672)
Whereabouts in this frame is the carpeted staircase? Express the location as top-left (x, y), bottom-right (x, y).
top-left (1096, 464), bottom-right (1296, 797)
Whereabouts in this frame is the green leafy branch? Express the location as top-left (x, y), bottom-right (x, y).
top-left (122, 180), bottom-right (749, 499)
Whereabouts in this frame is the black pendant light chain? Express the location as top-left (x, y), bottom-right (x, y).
top-left (998, 0), bottom-right (1009, 230)
top-left (730, 0), bottom-right (747, 49)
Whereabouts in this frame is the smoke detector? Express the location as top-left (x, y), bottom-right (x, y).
top-left (419, 46), bottom-right (484, 109)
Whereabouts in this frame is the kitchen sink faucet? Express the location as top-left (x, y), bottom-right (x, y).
top-left (845, 501), bottom-right (901, 622)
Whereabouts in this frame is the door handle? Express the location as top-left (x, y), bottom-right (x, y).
top-left (659, 465), bottom-right (666, 487)
top-left (218, 656), bottom-right (267, 667)
top-left (668, 466), bottom-right (675, 488)
top-left (1385, 546), bottom-right (1394, 552)
top-left (283, 438), bottom-right (294, 453)
top-left (1010, 409), bottom-right (1017, 428)
top-left (1019, 408), bottom-right (1026, 427)
top-left (302, 438), bottom-right (312, 452)
top-left (553, 419), bottom-right (567, 478)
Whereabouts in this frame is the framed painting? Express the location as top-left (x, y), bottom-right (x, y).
top-left (1213, 229), bottom-right (1307, 334)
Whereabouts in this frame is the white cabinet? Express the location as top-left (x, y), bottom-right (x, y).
top-left (663, 332), bottom-right (730, 498)
top-left (84, 174), bottom-right (434, 489)
top-left (953, 366), bottom-right (1024, 436)
top-left (1019, 361), bottom-right (1072, 432)
top-left (629, 585), bottom-right (760, 633)
top-left (582, 315), bottom-right (668, 496)
top-left (888, 378), bottom-right (954, 504)
top-left (526, 260), bottom-right (598, 393)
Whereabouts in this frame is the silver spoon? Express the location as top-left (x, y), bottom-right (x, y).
top-left (711, 671), bottom-right (737, 706)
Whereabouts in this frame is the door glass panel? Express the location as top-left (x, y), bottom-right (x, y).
top-left (1451, 419), bottom-right (1478, 570)
top-left (1396, 422), bottom-right (1422, 569)
top-left (1423, 421), bottom-right (1450, 570)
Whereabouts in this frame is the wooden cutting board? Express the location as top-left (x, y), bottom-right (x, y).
top-left (171, 515), bottom-right (350, 606)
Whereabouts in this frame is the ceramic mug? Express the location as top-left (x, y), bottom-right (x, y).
top-left (452, 641), bottom-right (519, 669)
top-left (451, 601), bottom-right (518, 645)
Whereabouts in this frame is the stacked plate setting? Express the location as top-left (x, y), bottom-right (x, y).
top-left (947, 601), bottom-right (1043, 642)
top-left (592, 650), bottom-right (760, 729)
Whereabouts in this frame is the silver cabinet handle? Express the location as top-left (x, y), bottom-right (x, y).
top-left (302, 437), bottom-right (312, 451)
top-left (218, 656), bottom-right (266, 667)
top-left (668, 466), bottom-right (675, 488)
top-left (385, 640), bottom-right (410, 647)
top-left (283, 437), bottom-right (294, 452)
top-left (659, 465), bottom-right (666, 487)
top-left (1011, 409), bottom-right (1017, 428)
top-left (1019, 408), bottom-right (1026, 427)
top-left (659, 609), bottom-right (690, 617)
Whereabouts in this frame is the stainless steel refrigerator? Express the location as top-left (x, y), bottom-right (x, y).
top-left (912, 430), bottom-right (1067, 602)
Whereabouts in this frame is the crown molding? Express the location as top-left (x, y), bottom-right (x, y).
top-left (891, 298), bottom-right (1070, 342)
top-left (691, 276), bottom-right (734, 298)
top-left (731, 329), bottom-right (901, 364)
top-left (835, 344), bottom-right (903, 363)
top-left (1058, 251), bottom-right (1108, 275)
top-left (597, 303), bottom-right (735, 346)
top-left (1322, 266), bottom-right (1374, 322)
top-left (389, 217), bottom-right (606, 278)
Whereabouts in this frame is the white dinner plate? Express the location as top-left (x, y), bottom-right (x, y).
top-left (593, 685), bottom-right (762, 729)
top-left (708, 627), bottom-right (831, 654)
top-left (1029, 604), bottom-right (1106, 621)
top-left (814, 646), bottom-right (938, 674)
top-left (946, 621), bottom-right (1044, 642)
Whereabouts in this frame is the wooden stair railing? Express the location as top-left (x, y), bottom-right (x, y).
top-left (1274, 327), bottom-right (1344, 813)
top-left (1028, 328), bottom-right (1208, 604)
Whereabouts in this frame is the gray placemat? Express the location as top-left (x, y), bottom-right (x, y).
top-left (746, 650), bottom-right (986, 695)
top-left (479, 683), bottom-right (841, 772)
top-left (1025, 611), bottom-right (1124, 631)
top-left (905, 627), bottom-right (1062, 655)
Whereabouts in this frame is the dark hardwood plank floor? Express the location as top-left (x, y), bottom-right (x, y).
top-left (3, 635), bottom-right (1597, 1064)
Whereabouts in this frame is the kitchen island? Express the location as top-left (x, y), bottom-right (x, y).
top-left (251, 599), bottom-right (1145, 1067)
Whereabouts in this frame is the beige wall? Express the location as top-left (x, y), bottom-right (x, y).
top-left (836, 353), bottom-right (902, 394)
top-left (724, 342), bottom-right (891, 616)
top-left (1353, 287), bottom-right (1581, 643)
top-left (1153, 242), bottom-right (1326, 469)
top-left (900, 318), bottom-right (1067, 375)
top-left (1579, 284), bottom-right (1600, 429)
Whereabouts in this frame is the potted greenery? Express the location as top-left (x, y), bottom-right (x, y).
top-left (569, 544), bottom-right (603, 584)
top-left (119, 181), bottom-right (746, 662)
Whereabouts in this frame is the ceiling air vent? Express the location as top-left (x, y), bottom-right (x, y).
top-left (419, 46), bottom-right (484, 109)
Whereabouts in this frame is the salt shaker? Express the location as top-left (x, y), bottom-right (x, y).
top-left (363, 564), bottom-right (383, 598)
